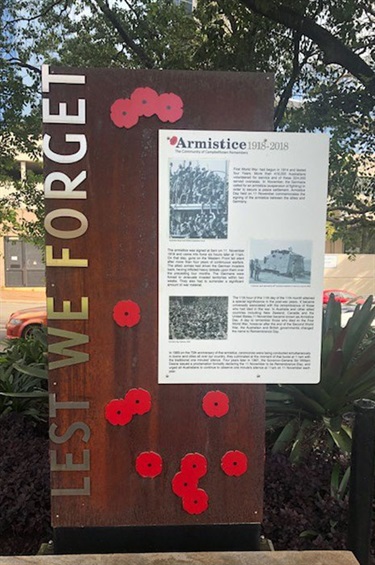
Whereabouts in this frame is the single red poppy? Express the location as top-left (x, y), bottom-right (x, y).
top-left (221, 450), bottom-right (248, 477)
top-left (182, 488), bottom-right (209, 515)
top-left (180, 453), bottom-right (207, 478)
top-left (110, 98), bottom-right (139, 129)
top-left (171, 471), bottom-right (198, 497)
top-left (113, 300), bottom-right (141, 328)
top-left (130, 87), bottom-right (159, 117)
top-left (105, 398), bottom-right (133, 426)
top-left (135, 451), bottom-right (163, 478)
top-left (202, 390), bottom-right (229, 418)
top-left (125, 388), bottom-right (152, 416)
top-left (156, 92), bottom-right (184, 123)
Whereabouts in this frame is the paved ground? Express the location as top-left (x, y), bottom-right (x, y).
top-left (0, 287), bottom-right (46, 340)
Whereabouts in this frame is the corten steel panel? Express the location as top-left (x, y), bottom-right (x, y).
top-left (44, 68), bottom-right (273, 529)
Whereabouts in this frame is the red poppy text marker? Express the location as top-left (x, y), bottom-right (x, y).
top-left (110, 98), bottom-right (139, 129)
top-left (156, 92), bottom-right (184, 123)
top-left (182, 488), bottom-right (209, 515)
top-left (221, 450), bottom-right (248, 477)
top-left (136, 452), bottom-right (163, 478)
top-left (180, 453), bottom-right (207, 478)
top-left (113, 300), bottom-right (141, 328)
top-left (105, 399), bottom-right (133, 426)
top-left (130, 87), bottom-right (158, 117)
top-left (202, 391), bottom-right (229, 418)
top-left (172, 472), bottom-right (198, 497)
top-left (125, 388), bottom-right (152, 416)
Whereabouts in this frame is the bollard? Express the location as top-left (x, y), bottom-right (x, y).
top-left (347, 398), bottom-right (375, 565)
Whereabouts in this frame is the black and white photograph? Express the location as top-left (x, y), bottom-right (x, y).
top-left (169, 159), bottom-right (228, 239)
top-left (169, 296), bottom-right (228, 340)
top-left (249, 240), bottom-right (312, 285)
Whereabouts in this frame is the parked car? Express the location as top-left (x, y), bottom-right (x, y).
top-left (5, 306), bottom-right (47, 339)
top-left (323, 289), bottom-right (365, 305)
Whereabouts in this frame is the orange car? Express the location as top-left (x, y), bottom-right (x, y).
top-left (5, 305), bottom-right (47, 339)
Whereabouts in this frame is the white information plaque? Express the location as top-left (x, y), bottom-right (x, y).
top-left (158, 130), bottom-right (329, 384)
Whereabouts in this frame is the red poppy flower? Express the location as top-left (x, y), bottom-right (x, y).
top-left (113, 300), bottom-right (141, 328)
top-left (221, 450), bottom-right (248, 477)
top-left (180, 453), bottom-right (207, 479)
top-left (202, 390), bottom-right (229, 418)
top-left (156, 92), bottom-right (184, 123)
top-left (182, 488), bottom-right (209, 515)
top-left (171, 471), bottom-right (198, 497)
top-left (135, 451), bottom-right (163, 478)
top-left (105, 399), bottom-right (133, 426)
top-left (130, 87), bottom-right (159, 117)
top-left (125, 388), bottom-right (152, 416)
top-left (110, 98), bottom-right (139, 129)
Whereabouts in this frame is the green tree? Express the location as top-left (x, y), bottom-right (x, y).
top-left (0, 0), bottom-right (374, 247)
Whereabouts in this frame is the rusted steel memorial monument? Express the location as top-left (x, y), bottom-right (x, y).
top-left (42, 67), bottom-right (328, 554)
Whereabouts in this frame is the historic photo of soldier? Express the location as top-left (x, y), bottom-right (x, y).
top-left (169, 159), bottom-right (228, 239)
top-left (169, 296), bottom-right (228, 340)
top-left (249, 240), bottom-right (312, 285)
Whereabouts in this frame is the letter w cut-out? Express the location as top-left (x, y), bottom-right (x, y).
top-left (48, 328), bottom-right (89, 370)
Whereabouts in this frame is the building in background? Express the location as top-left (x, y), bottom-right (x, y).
top-left (173, 0), bottom-right (195, 13)
top-left (324, 240), bottom-right (375, 297)
top-left (0, 155), bottom-right (44, 287)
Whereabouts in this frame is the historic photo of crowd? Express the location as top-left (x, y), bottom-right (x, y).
top-left (169, 159), bottom-right (229, 239)
top-left (249, 240), bottom-right (312, 285)
top-left (169, 296), bottom-right (228, 340)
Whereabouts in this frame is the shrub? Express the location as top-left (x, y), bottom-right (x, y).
top-left (263, 450), bottom-right (350, 551)
top-left (266, 296), bottom-right (375, 461)
top-left (0, 330), bottom-right (48, 422)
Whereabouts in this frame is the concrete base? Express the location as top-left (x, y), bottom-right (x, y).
top-left (0, 551), bottom-right (359, 564)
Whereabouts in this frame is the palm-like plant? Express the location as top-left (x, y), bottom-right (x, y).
top-left (267, 295), bottom-right (375, 462)
top-left (0, 329), bottom-right (48, 422)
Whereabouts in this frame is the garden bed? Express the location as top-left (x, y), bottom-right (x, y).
top-left (0, 414), bottom-right (51, 555)
top-left (1, 413), bottom-right (374, 559)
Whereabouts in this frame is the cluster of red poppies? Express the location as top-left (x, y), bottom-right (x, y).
top-left (113, 299), bottom-right (141, 328)
top-left (172, 453), bottom-right (209, 515)
top-left (105, 388), bottom-right (151, 426)
top-left (110, 86), bottom-right (184, 129)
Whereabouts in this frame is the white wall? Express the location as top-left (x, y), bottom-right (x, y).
top-left (324, 254), bottom-right (375, 297)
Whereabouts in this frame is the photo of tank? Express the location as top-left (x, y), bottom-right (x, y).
top-left (249, 241), bottom-right (312, 285)
top-left (263, 249), bottom-right (305, 278)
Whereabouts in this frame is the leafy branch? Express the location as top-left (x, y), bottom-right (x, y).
top-left (238, 0), bottom-right (375, 96)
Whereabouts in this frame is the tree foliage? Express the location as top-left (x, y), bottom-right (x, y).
top-left (0, 0), bottom-right (374, 248)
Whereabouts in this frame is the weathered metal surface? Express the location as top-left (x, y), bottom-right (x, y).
top-left (44, 68), bottom-right (273, 529)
